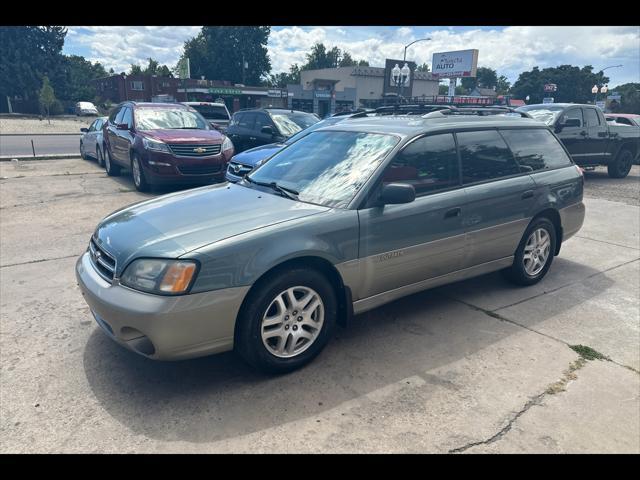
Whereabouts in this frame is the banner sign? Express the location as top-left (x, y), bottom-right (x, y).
top-left (542, 97), bottom-right (554, 104)
top-left (209, 88), bottom-right (242, 95)
top-left (544, 83), bottom-right (557, 92)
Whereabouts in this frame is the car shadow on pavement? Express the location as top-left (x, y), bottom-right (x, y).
top-left (82, 258), bottom-right (613, 445)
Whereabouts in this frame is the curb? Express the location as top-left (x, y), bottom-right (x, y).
top-left (0, 133), bottom-right (83, 136)
top-left (0, 154), bottom-right (81, 162)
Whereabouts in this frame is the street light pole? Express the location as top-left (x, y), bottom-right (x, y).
top-left (400, 38), bottom-right (431, 104)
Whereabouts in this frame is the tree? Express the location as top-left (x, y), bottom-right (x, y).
top-left (51, 55), bottom-right (107, 102)
top-left (39, 75), bottom-right (56, 123)
top-left (416, 63), bottom-right (430, 72)
top-left (339, 52), bottom-right (357, 67)
top-left (438, 84), bottom-right (449, 95)
top-left (496, 75), bottom-right (511, 95)
top-left (510, 65), bottom-right (610, 104)
top-left (460, 66), bottom-right (499, 93)
top-left (181, 26), bottom-right (271, 85)
top-left (357, 60), bottom-right (370, 67)
top-left (609, 83), bottom-right (640, 114)
top-left (129, 64), bottom-right (143, 75)
top-left (0, 26), bottom-right (66, 104)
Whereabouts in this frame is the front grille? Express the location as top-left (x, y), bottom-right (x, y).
top-left (227, 162), bottom-right (253, 176)
top-left (89, 237), bottom-right (116, 282)
top-left (168, 143), bottom-right (222, 157)
top-left (177, 164), bottom-right (223, 175)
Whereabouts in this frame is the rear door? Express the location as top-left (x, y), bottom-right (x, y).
top-left (356, 132), bottom-right (466, 300)
top-left (105, 106), bottom-right (123, 160)
top-left (457, 129), bottom-right (537, 268)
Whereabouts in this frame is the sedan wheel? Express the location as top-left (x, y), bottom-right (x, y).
top-left (131, 155), bottom-right (149, 192)
top-left (104, 147), bottom-right (120, 176)
top-left (96, 146), bottom-right (105, 167)
top-left (261, 286), bottom-right (325, 358)
top-left (503, 217), bottom-right (556, 286)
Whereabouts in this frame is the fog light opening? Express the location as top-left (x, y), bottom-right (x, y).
top-left (121, 327), bottom-right (156, 356)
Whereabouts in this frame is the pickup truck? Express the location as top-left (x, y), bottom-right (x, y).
top-left (517, 103), bottom-right (640, 178)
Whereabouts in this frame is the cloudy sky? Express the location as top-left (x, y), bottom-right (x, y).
top-left (64, 26), bottom-right (639, 87)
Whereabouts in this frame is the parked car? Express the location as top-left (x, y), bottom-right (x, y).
top-left (75, 102), bottom-right (99, 116)
top-left (80, 116), bottom-right (108, 167)
top-left (605, 113), bottom-right (640, 127)
top-left (102, 101), bottom-right (234, 192)
top-left (517, 103), bottom-right (640, 178)
top-left (77, 114), bottom-right (585, 373)
top-left (225, 111), bottom-right (369, 182)
top-left (225, 108), bottom-right (320, 154)
top-left (183, 102), bottom-right (231, 132)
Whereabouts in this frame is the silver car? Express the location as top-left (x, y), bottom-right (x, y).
top-left (76, 115), bottom-right (586, 373)
top-left (80, 116), bottom-right (108, 167)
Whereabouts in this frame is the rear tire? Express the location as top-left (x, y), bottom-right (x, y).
top-left (503, 217), bottom-right (556, 286)
top-left (96, 145), bottom-right (105, 167)
top-left (235, 268), bottom-right (337, 374)
top-left (607, 149), bottom-right (633, 178)
top-left (131, 153), bottom-right (150, 192)
top-left (80, 141), bottom-right (88, 160)
top-left (104, 146), bottom-right (121, 176)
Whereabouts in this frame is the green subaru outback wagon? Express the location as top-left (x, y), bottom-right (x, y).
top-left (76, 113), bottom-right (585, 373)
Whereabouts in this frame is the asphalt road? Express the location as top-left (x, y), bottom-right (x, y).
top-left (0, 134), bottom-right (81, 157)
top-left (0, 158), bottom-right (638, 453)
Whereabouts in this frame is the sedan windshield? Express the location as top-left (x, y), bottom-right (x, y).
top-left (135, 108), bottom-right (210, 130)
top-left (271, 112), bottom-right (320, 137)
top-left (516, 105), bottom-right (565, 125)
top-left (246, 130), bottom-right (398, 208)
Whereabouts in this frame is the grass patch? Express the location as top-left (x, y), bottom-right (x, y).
top-left (546, 358), bottom-right (586, 395)
top-left (569, 344), bottom-right (610, 361)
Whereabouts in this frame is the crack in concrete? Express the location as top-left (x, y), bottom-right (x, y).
top-left (1, 253), bottom-right (81, 269)
top-left (449, 357), bottom-right (589, 453)
top-left (573, 234), bottom-right (640, 251)
top-left (0, 188), bottom-right (136, 210)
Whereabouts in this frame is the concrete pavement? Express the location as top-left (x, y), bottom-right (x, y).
top-left (0, 159), bottom-right (638, 453)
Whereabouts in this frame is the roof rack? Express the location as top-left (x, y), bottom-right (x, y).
top-left (372, 104), bottom-right (531, 119)
top-left (374, 104), bottom-right (453, 116)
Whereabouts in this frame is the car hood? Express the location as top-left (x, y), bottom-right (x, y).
top-left (232, 142), bottom-right (286, 166)
top-left (140, 129), bottom-right (224, 143)
top-left (94, 182), bottom-right (329, 273)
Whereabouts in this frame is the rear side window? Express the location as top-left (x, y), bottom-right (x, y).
top-left (457, 130), bottom-right (520, 184)
top-left (500, 129), bottom-right (573, 172)
top-left (584, 108), bottom-right (601, 126)
top-left (383, 133), bottom-right (460, 195)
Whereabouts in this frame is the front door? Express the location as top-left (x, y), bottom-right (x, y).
top-left (356, 132), bottom-right (466, 300)
top-left (456, 129), bottom-right (536, 268)
top-left (556, 107), bottom-right (589, 163)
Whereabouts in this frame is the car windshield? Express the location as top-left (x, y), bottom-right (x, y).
top-left (189, 104), bottom-right (229, 120)
top-left (516, 105), bottom-right (565, 125)
top-left (270, 112), bottom-right (320, 137)
top-left (135, 108), bottom-right (210, 130)
top-left (283, 116), bottom-right (347, 145)
top-left (245, 130), bottom-right (398, 208)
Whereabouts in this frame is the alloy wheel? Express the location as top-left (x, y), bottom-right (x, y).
top-left (132, 157), bottom-right (141, 187)
top-left (523, 227), bottom-right (551, 276)
top-left (260, 286), bottom-right (324, 358)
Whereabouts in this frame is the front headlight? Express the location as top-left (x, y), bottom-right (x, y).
top-left (222, 136), bottom-right (234, 152)
top-left (120, 259), bottom-right (198, 295)
top-left (142, 137), bottom-right (172, 154)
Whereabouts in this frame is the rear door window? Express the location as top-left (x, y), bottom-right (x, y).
top-left (500, 128), bottom-right (573, 172)
top-left (584, 108), bottom-right (601, 127)
top-left (383, 133), bottom-right (460, 195)
top-left (456, 129), bottom-right (520, 184)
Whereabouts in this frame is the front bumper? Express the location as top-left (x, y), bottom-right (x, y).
top-left (75, 251), bottom-right (250, 360)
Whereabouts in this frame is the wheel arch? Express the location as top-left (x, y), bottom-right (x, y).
top-left (530, 208), bottom-right (563, 255)
top-left (234, 255), bottom-right (353, 342)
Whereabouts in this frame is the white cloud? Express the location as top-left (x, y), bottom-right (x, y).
top-left (64, 26), bottom-right (640, 87)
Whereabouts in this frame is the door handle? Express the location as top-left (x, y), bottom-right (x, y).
top-left (521, 190), bottom-right (534, 200)
top-left (444, 207), bottom-right (461, 219)
top-left (579, 130), bottom-right (588, 136)
top-left (249, 137), bottom-right (257, 141)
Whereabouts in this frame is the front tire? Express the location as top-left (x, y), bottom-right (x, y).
top-left (96, 145), bottom-right (105, 167)
top-left (235, 268), bottom-right (337, 373)
top-left (608, 149), bottom-right (633, 178)
top-left (131, 153), bottom-right (150, 192)
top-left (104, 146), bottom-right (121, 176)
top-left (503, 217), bottom-right (556, 286)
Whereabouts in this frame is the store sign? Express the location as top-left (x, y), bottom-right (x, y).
top-left (596, 100), bottom-right (606, 111)
top-left (544, 83), bottom-right (557, 92)
top-left (267, 89), bottom-right (288, 98)
top-left (542, 97), bottom-right (554, 104)
top-left (209, 87), bottom-right (242, 95)
top-left (431, 49), bottom-right (479, 78)
top-left (314, 91), bottom-right (332, 98)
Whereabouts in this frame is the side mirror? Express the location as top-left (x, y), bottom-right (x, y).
top-left (379, 183), bottom-right (415, 205)
top-left (116, 123), bottom-right (130, 130)
top-left (80, 128), bottom-right (88, 133)
top-left (261, 125), bottom-right (275, 136)
top-left (210, 122), bottom-right (221, 130)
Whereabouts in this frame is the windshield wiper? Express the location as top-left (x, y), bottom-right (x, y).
top-left (244, 176), bottom-right (299, 200)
